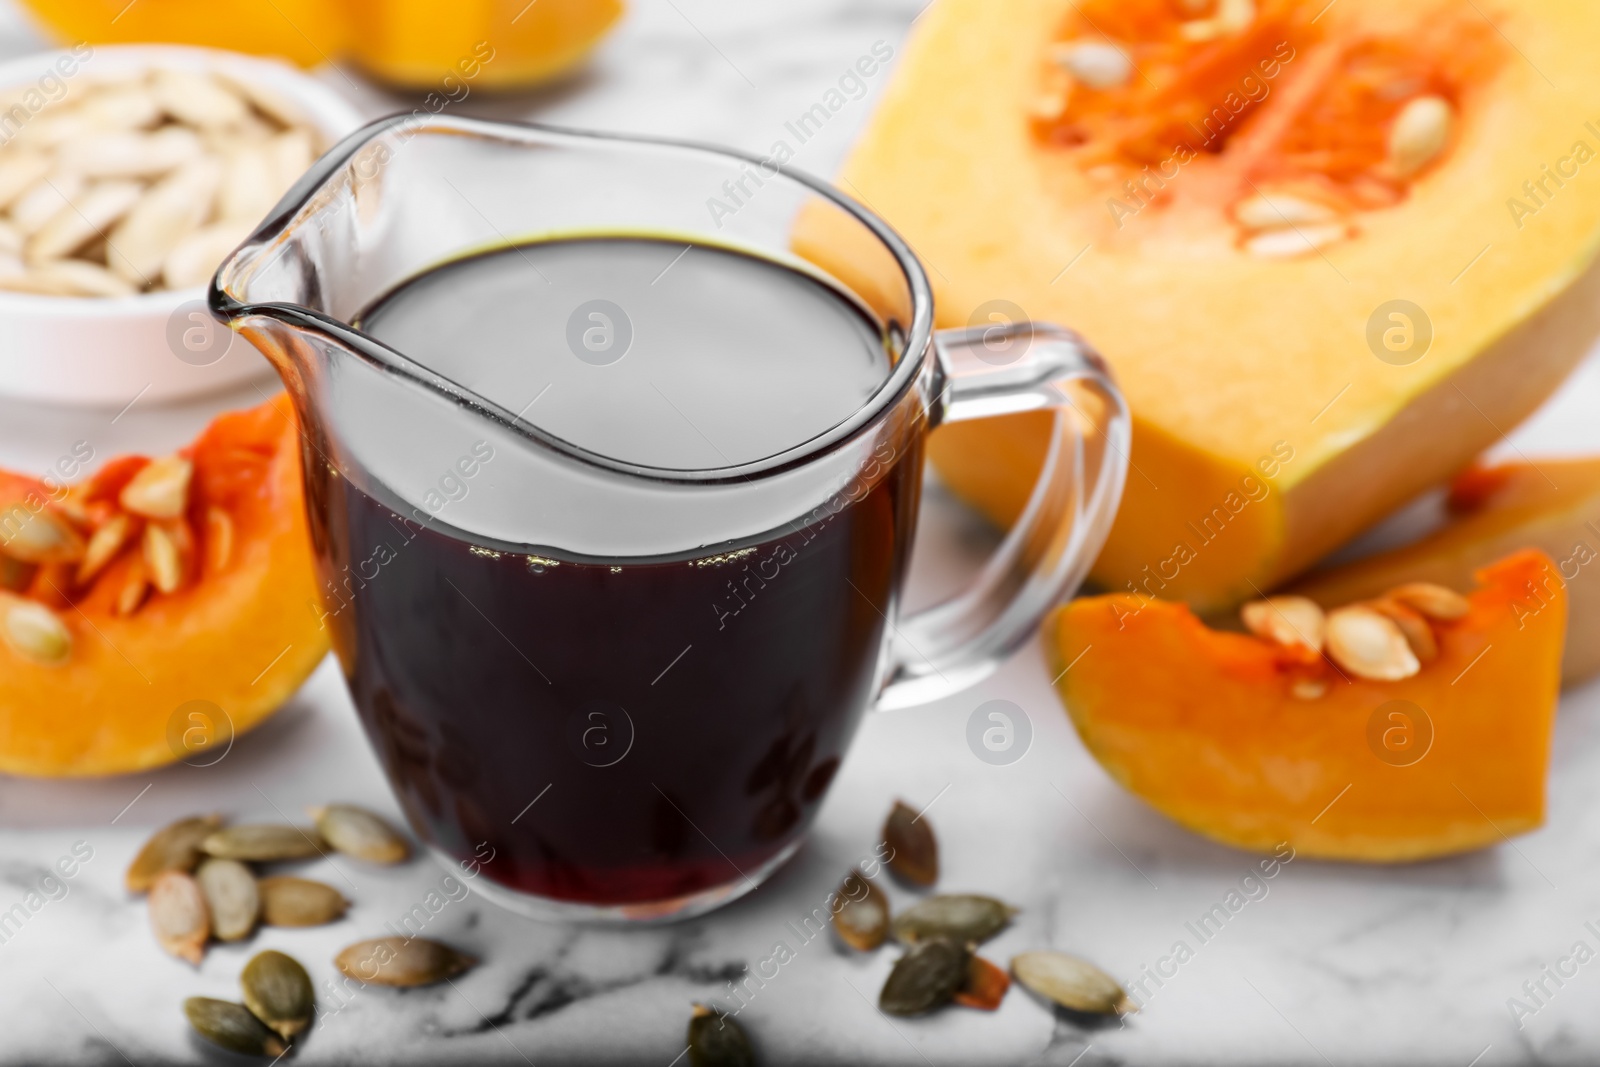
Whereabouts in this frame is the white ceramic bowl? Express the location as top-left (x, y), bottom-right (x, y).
top-left (0, 45), bottom-right (364, 409)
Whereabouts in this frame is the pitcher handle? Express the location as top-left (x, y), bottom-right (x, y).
top-left (874, 323), bottom-right (1131, 710)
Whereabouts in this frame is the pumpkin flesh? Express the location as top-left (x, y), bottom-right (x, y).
top-left (0, 399), bottom-right (328, 776)
top-left (1049, 550), bottom-right (1565, 861)
top-left (799, 0), bottom-right (1600, 611)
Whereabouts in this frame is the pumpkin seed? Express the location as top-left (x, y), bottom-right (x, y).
top-left (142, 522), bottom-right (184, 594)
top-left (1325, 605), bottom-right (1420, 681)
top-left (149, 870), bottom-right (209, 964)
top-left (0, 259), bottom-right (138, 297)
top-left (1, 594), bottom-right (71, 665)
top-left (77, 512), bottom-right (137, 585)
top-left (310, 803), bottom-right (410, 864)
top-left (183, 997), bottom-right (287, 1058)
top-left (1234, 191), bottom-right (1338, 231)
top-left (1011, 951), bottom-right (1133, 1015)
top-left (162, 216), bottom-right (253, 290)
top-left (880, 938), bottom-right (969, 1016)
top-left (0, 503), bottom-right (84, 564)
top-left (1050, 42), bottom-right (1132, 90)
top-left (151, 69), bottom-right (250, 130)
top-left (107, 156), bottom-right (221, 283)
top-left (953, 954), bottom-right (1011, 1011)
top-left (1387, 582), bottom-right (1470, 621)
top-left (1244, 223), bottom-right (1347, 259)
top-left (832, 869), bottom-right (890, 952)
top-left (0, 152), bottom-right (51, 211)
top-left (1291, 677), bottom-right (1328, 701)
top-left (60, 126), bottom-right (204, 179)
top-left (891, 894), bottom-right (1017, 946)
top-left (687, 1003), bottom-right (756, 1067)
top-left (10, 173), bottom-right (83, 235)
top-left (1369, 598), bottom-right (1438, 663)
top-left (258, 876), bottom-right (348, 927)
top-left (335, 936), bottom-right (476, 987)
top-left (119, 455), bottom-right (193, 520)
top-left (195, 858), bottom-right (258, 942)
top-left (241, 949), bottom-right (314, 1039)
top-left (24, 179), bottom-right (143, 264)
top-left (882, 800), bottom-right (938, 887)
top-left (1241, 595), bottom-right (1325, 653)
top-left (1388, 95), bottom-right (1453, 178)
top-left (126, 813), bottom-right (222, 891)
top-left (201, 823), bottom-right (325, 862)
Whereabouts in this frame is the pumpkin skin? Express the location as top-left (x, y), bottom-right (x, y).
top-left (1048, 550), bottom-right (1565, 862)
top-left (1295, 458), bottom-right (1600, 687)
top-left (0, 399), bottom-right (328, 776)
top-left (797, 0), bottom-right (1600, 612)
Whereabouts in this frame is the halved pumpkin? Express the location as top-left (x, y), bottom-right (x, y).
top-left (1049, 550), bottom-right (1564, 861)
top-left (0, 398), bottom-right (327, 776)
top-left (1295, 458), bottom-right (1600, 686)
top-left (797, 0), bottom-right (1600, 612)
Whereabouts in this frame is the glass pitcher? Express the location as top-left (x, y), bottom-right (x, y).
top-left (210, 115), bottom-right (1130, 922)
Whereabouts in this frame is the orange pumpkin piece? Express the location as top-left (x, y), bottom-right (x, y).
top-left (0, 399), bottom-right (328, 776)
top-left (1295, 457), bottom-right (1600, 687)
top-left (1049, 550), bottom-right (1565, 862)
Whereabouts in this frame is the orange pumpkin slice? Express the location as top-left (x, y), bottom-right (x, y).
top-left (1295, 458), bottom-right (1600, 687)
top-left (1048, 549), bottom-right (1565, 862)
top-left (0, 398), bottom-right (327, 776)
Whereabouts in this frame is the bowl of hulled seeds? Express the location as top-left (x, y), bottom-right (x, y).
top-left (0, 45), bottom-right (363, 407)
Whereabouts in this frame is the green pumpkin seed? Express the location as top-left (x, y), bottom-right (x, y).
top-left (195, 858), bottom-right (258, 942)
top-left (335, 936), bottom-right (475, 987)
top-left (883, 800), bottom-right (937, 887)
top-left (310, 803), bottom-right (410, 864)
top-left (242, 949), bottom-right (315, 1039)
top-left (201, 823), bottom-right (325, 862)
top-left (891, 894), bottom-right (1016, 946)
top-left (183, 997), bottom-right (287, 1058)
top-left (832, 869), bottom-right (889, 952)
top-left (258, 876), bottom-right (347, 927)
top-left (148, 870), bottom-right (209, 965)
top-left (1010, 951), bottom-right (1133, 1015)
top-left (879, 938), bottom-right (969, 1016)
top-left (126, 814), bottom-right (222, 892)
top-left (686, 1003), bottom-right (755, 1067)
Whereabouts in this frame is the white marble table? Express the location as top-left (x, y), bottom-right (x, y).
top-left (3, 1), bottom-right (1600, 1063)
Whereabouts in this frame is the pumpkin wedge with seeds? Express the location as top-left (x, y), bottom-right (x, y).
top-left (0, 400), bottom-right (327, 776)
top-left (1048, 549), bottom-right (1565, 862)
